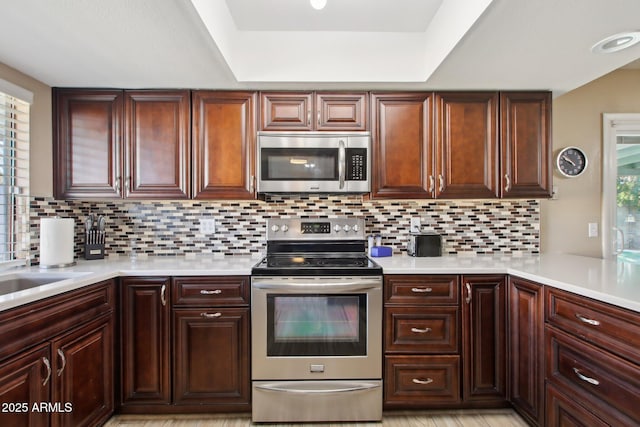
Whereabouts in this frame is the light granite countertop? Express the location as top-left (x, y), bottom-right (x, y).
top-left (0, 253), bottom-right (638, 313)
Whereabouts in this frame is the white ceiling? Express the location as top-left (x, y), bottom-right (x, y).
top-left (1, 0), bottom-right (640, 95)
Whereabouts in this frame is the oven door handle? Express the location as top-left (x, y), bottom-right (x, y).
top-left (255, 382), bottom-right (381, 394)
top-left (252, 281), bottom-right (380, 293)
top-left (338, 139), bottom-right (346, 189)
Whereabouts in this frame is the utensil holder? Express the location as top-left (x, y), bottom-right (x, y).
top-left (84, 243), bottom-right (105, 260)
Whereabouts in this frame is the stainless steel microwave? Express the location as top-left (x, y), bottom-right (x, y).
top-left (257, 132), bottom-right (371, 194)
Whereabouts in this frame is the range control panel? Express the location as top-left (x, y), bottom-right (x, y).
top-left (266, 218), bottom-right (365, 241)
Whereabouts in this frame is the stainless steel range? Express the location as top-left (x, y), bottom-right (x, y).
top-left (251, 217), bottom-right (383, 423)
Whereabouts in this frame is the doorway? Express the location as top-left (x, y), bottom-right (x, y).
top-left (602, 114), bottom-right (640, 259)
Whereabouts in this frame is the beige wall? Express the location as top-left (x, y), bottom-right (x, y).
top-left (0, 62), bottom-right (52, 197)
top-left (542, 68), bottom-right (640, 257)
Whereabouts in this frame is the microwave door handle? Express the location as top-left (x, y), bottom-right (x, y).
top-left (338, 139), bottom-right (346, 189)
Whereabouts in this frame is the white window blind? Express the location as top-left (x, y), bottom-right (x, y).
top-left (0, 91), bottom-right (30, 263)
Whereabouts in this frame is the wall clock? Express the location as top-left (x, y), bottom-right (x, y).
top-left (556, 146), bottom-right (588, 177)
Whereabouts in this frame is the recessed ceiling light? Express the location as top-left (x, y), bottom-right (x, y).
top-left (310, 0), bottom-right (327, 11)
top-left (592, 31), bottom-right (640, 54)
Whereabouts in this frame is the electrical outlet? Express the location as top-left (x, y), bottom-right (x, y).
top-left (410, 217), bottom-right (421, 232)
top-left (199, 218), bottom-right (216, 234)
top-left (588, 222), bottom-right (598, 238)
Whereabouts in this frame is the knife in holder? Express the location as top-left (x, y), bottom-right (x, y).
top-left (84, 215), bottom-right (106, 260)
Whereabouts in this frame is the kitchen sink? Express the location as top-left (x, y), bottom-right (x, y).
top-left (0, 272), bottom-right (90, 296)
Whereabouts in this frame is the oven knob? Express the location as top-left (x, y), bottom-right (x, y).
top-left (343, 225), bottom-right (351, 232)
top-left (353, 224), bottom-right (360, 232)
top-left (333, 224), bottom-right (342, 232)
top-left (271, 225), bottom-right (280, 232)
top-left (281, 225), bottom-right (289, 232)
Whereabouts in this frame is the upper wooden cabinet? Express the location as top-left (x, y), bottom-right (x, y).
top-left (192, 91), bottom-right (256, 199)
top-left (371, 92), bottom-right (434, 199)
top-left (260, 91), bottom-right (368, 131)
top-left (435, 92), bottom-right (499, 199)
top-left (500, 91), bottom-right (552, 198)
top-left (53, 89), bottom-right (123, 199)
top-left (53, 89), bottom-right (190, 199)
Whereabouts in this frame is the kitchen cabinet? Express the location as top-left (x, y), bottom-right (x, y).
top-left (53, 89), bottom-right (190, 199)
top-left (508, 277), bottom-right (544, 426)
top-left (435, 92), bottom-right (499, 199)
top-left (260, 91), bottom-right (368, 131)
top-left (383, 275), bottom-right (461, 407)
top-left (371, 92), bottom-right (434, 198)
top-left (120, 277), bottom-right (171, 407)
top-left (500, 91), bottom-right (552, 198)
top-left (0, 280), bottom-right (115, 427)
top-left (545, 287), bottom-right (640, 426)
top-left (120, 276), bottom-right (250, 413)
top-left (172, 276), bottom-right (250, 411)
top-left (192, 91), bottom-right (256, 199)
top-left (461, 275), bottom-right (507, 406)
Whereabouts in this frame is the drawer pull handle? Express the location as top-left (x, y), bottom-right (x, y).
top-left (201, 312), bottom-right (222, 319)
top-left (575, 314), bottom-right (600, 326)
top-left (160, 284), bottom-right (167, 307)
top-left (573, 368), bottom-right (600, 386)
top-left (411, 327), bottom-right (432, 334)
top-left (411, 287), bottom-right (432, 293)
top-left (465, 283), bottom-right (472, 304)
top-left (412, 378), bottom-right (434, 385)
top-left (200, 289), bottom-right (222, 295)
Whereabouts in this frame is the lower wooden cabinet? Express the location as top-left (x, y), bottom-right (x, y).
top-left (0, 281), bottom-right (115, 427)
top-left (461, 275), bottom-right (507, 406)
top-left (120, 276), bottom-right (250, 413)
top-left (384, 355), bottom-right (460, 406)
top-left (546, 381), bottom-right (609, 427)
top-left (508, 277), bottom-right (544, 425)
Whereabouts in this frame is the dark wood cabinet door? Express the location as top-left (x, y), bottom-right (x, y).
top-left (546, 382), bottom-right (609, 427)
top-left (260, 92), bottom-right (313, 131)
top-left (120, 277), bottom-right (171, 405)
top-left (371, 92), bottom-right (434, 198)
top-left (316, 92), bottom-right (368, 131)
top-left (461, 275), bottom-right (507, 405)
top-left (124, 90), bottom-right (190, 198)
top-left (173, 308), bottom-right (250, 408)
top-left (0, 344), bottom-right (50, 427)
top-left (192, 91), bottom-right (256, 199)
top-left (500, 91), bottom-right (552, 198)
top-left (51, 314), bottom-right (113, 427)
top-left (508, 277), bottom-right (544, 425)
top-left (53, 89), bottom-right (123, 199)
top-left (435, 92), bottom-right (499, 198)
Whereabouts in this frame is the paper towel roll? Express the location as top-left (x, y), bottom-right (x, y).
top-left (40, 217), bottom-right (75, 268)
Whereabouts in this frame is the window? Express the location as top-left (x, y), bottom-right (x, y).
top-left (0, 90), bottom-right (30, 263)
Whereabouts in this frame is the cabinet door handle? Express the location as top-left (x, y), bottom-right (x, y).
top-left (411, 287), bottom-right (432, 293)
top-left (161, 284), bottom-right (167, 306)
top-left (56, 349), bottom-right (66, 377)
top-left (125, 175), bottom-right (131, 192)
top-left (504, 174), bottom-right (511, 192)
top-left (575, 313), bottom-right (600, 326)
top-left (307, 111), bottom-right (311, 127)
top-left (465, 283), bottom-right (472, 304)
top-left (573, 368), bottom-right (600, 386)
top-left (317, 111), bottom-right (321, 126)
top-left (200, 289), bottom-right (222, 295)
top-left (249, 175), bottom-right (255, 193)
top-left (115, 176), bottom-right (121, 193)
top-left (428, 175), bottom-right (435, 193)
top-left (412, 378), bottom-right (433, 385)
top-left (411, 327), bottom-right (432, 334)
top-left (201, 312), bottom-right (222, 319)
top-left (42, 357), bottom-right (51, 386)
top-left (438, 174), bottom-right (445, 193)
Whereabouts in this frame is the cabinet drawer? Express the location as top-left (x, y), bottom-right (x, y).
top-left (546, 382), bottom-right (609, 427)
top-left (385, 307), bottom-right (459, 353)
top-left (384, 355), bottom-right (460, 406)
top-left (384, 275), bottom-right (459, 305)
top-left (172, 276), bottom-right (249, 306)
top-left (546, 326), bottom-right (640, 426)
top-left (546, 287), bottom-right (640, 365)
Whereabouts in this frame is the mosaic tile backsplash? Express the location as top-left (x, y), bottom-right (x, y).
top-left (29, 195), bottom-right (539, 263)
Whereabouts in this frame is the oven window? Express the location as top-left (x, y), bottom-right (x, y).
top-left (261, 148), bottom-right (338, 181)
top-left (266, 294), bottom-right (367, 356)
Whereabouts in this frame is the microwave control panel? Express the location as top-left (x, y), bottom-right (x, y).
top-left (346, 148), bottom-right (367, 181)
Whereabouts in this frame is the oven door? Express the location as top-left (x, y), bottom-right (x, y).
top-left (251, 276), bottom-right (382, 380)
